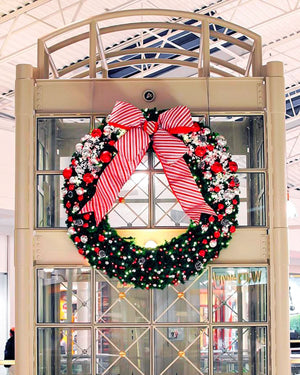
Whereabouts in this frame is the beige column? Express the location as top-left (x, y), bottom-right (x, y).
top-left (266, 61), bottom-right (290, 374)
top-left (15, 64), bottom-right (35, 375)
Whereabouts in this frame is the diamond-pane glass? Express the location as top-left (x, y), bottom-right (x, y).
top-left (212, 267), bottom-right (267, 322)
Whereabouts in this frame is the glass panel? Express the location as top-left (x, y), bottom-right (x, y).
top-left (37, 174), bottom-right (64, 228)
top-left (37, 118), bottom-right (91, 170)
top-left (37, 328), bottom-right (91, 375)
top-left (212, 267), bottom-right (267, 322)
top-left (154, 272), bottom-right (208, 323)
top-left (37, 268), bottom-right (91, 323)
top-left (210, 115), bottom-right (265, 169)
top-left (153, 173), bottom-right (189, 227)
top-left (155, 327), bottom-right (209, 375)
top-left (108, 172), bottom-right (149, 228)
top-left (96, 327), bottom-right (150, 375)
top-left (237, 173), bottom-right (266, 226)
top-left (95, 270), bottom-right (150, 323)
top-left (213, 327), bottom-right (267, 375)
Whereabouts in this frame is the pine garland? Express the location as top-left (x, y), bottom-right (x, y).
top-left (62, 108), bottom-right (239, 289)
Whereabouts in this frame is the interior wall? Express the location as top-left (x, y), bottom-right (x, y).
top-left (0, 127), bottom-right (15, 212)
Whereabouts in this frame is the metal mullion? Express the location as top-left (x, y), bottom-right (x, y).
top-left (36, 169), bottom-right (62, 175)
top-left (208, 266), bottom-right (213, 375)
top-left (238, 168), bottom-right (267, 173)
top-left (150, 289), bottom-right (154, 375)
top-left (36, 323), bottom-right (92, 328)
top-left (211, 322), bottom-right (268, 328)
top-left (149, 151), bottom-right (154, 228)
top-left (91, 268), bottom-right (96, 375)
top-left (153, 322), bottom-right (210, 328)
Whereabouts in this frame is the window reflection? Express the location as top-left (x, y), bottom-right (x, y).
top-left (96, 327), bottom-right (150, 375)
top-left (210, 116), bottom-right (264, 169)
top-left (213, 327), bottom-right (267, 375)
top-left (37, 118), bottom-right (91, 171)
top-left (37, 268), bottom-right (91, 323)
top-left (212, 267), bottom-right (267, 322)
top-left (37, 328), bottom-right (91, 375)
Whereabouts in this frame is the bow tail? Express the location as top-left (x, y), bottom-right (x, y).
top-left (80, 128), bottom-right (150, 225)
top-left (163, 158), bottom-right (216, 224)
top-left (153, 130), bottom-right (215, 224)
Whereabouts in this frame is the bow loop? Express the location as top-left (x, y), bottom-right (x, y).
top-left (158, 106), bottom-right (197, 134)
top-left (108, 101), bottom-right (144, 129)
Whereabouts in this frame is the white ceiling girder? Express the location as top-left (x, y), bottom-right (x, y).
top-left (0, 0), bottom-right (52, 24)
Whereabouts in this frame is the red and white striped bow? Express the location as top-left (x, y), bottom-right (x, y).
top-left (80, 101), bottom-right (215, 225)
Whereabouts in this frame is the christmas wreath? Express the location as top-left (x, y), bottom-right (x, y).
top-left (62, 101), bottom-right (239, 289)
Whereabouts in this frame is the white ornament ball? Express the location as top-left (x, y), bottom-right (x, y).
top-left (75, 143), bottom-right (83, 152)
top-left (68, 227), bottom-right (76, 235)
top-left (209, 239), bottom-right (217, 248)
top-left (81, 235), bottom-right (88, 243)
top-left (76, 187), bottom-right (84, 195)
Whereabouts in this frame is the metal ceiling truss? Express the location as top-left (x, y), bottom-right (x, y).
top-left (0, 1), bottom-right (299, 123)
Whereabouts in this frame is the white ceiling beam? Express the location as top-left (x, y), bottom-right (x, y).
top-left (0, 0), bottom-right (53, 24)
top-left (250, 1), bottom-right (300, 30)
top-left (263, 30), bottom-right (300, 54)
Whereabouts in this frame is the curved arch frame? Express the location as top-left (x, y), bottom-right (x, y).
top-left (37, 9), bottom-right (262, 80)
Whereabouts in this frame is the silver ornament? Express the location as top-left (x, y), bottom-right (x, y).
top-left (221, 219), bottom-right (231, 227)
top-left (76, 187), bottom-right (84, 195)
top-left (138, 257), bottom-right (146, 265)
top-left (61, 188), bottom-right (67, 196)
top-left (209, 239), bottom-right (217, 248)
top-left (75, 143), bottom-right (83, 152)
top-left (204, 171), bottom-right (212, 179)
top-left (99, 250), bottom-right (106, 258)
top-left (195, 261), bottom-right (203, 271)
top-left (82, 150), bottom-right (91, 158)
top-left (74, 219), bottom-right (84, 226)
top-left (224, 191), bottom-right (235, 200)
top-left (75, 167), bottom-right (84, 175)
top-left (81, 235), bottom-right (88, 243)
top-left (68, 227), bottom-right (76, 235)
top-left (216, 135), bottom-right (227, 147)
top-left (201, 225), bottom-right (209, 232)
top-left (225, 206), bottom-right (233, 214)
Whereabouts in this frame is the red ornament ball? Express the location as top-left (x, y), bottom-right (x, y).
top-left (83, 173), bottom-right (94, 184)
top-left (91, 128), bottom-right (102, 137)
top-left (100, 151), bottom-right (112, 163)
top-left (211, 162), bottom-right (223, 173)
top-left (214, 231), bottom-right (221, 238)
top-left (229, 225), bottom-right (236, 233)
top-left (63, 167), bottom-right (73, 179)
top-left (98, 234), bottom-right (105, 242)
top-left (195, 146), bottom-right (206, 157)
top-left (199, 250), bottom-right (206, 257)
top-left (229, 161), bottom-right (238, 172)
